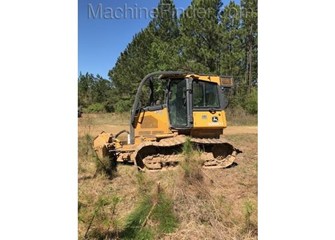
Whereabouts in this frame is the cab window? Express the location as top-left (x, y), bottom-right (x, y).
top-left (193, 81), bottom-right (220, 108)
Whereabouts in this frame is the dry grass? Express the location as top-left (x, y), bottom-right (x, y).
top-left (226, 107), bottom-right (258, 126)
top-left (80, 112), bottom-right (130, 126)
top-left (160, 134), bottom-right (258, 240)
top-left (78, 113), bottom-right (258, 239)
top-left (78, 113), bottom-right (130, 138)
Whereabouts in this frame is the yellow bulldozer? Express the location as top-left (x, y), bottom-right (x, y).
top-left (93, 71), bottom-right (239, 171)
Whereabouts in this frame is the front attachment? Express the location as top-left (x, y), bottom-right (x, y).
top-left (93, 131), bottom-right (114, 159)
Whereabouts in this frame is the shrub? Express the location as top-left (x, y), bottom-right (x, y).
top-left (114, 99), bottom-right (132, 113)
top-left (243, 88), bottom-right (258, 114)
top-left (86, 103), bottom-right (106, 113)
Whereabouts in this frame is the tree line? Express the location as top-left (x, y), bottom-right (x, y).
top-left (78, 0), bottom-right (257, 114)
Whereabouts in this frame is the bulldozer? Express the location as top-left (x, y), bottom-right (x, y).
top-left (93, 71), bottom-right (239, 171)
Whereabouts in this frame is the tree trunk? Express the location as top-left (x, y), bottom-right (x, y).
top-left (248, 25), bottom-right (253, 94)
top-left (248, 43), bottom-right (252, 94)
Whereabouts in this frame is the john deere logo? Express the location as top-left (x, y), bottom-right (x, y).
top-left (212, 116), bottom-right (218, 122)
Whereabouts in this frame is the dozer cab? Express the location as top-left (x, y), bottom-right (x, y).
top-left (93, 71), bottom-right (239, 171)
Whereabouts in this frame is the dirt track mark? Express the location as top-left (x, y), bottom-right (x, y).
top-left (224, 126), bottom-right (257, 135)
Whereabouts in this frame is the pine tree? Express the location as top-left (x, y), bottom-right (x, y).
top-left (107, 0), bottom-right (258, 113)
top-left (219, 1), bottom-right (244, 107)
top-left (108, 0), bottom-right (180, 112)
top-left (241, 0), bottom-right (258, 93)
top-left (108, 28), bottom-right (155, 112)
top-left (78, 73), bottom-right (115, 112)
top-left (179, 0), bottom-right (222, 73)
top-left (147, 0), bottom-right (181, 71)
top-left (151, 0), bottom-right (179, 41)
top-left (78, 73), bottom-right (95, 107)
top-left (220, 1), bottom-right (243, 77)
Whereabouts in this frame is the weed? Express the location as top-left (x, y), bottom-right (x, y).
top-left (80, 193), bottom-right (121, 239)
top-left (135, 172), bottom-right (154, 194)
top-left (78, 134), bottom-right (97, 177)
top-left (181, 138), bottom-right (203, 183)
top-left (242, 199), bottom-right (257, 235)
top-left (182, 137), bottom-right (193, 157)
top-left (78, 134), bottom-right (94, 160)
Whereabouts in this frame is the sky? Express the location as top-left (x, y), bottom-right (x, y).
top-left (78, 0), bottom-right (238, 79)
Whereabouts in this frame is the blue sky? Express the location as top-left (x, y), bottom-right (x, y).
top-left (78, 0), bottom-right (238, 79)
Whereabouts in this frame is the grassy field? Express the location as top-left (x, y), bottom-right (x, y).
top-left (78, 113), bottom-right (258, 239)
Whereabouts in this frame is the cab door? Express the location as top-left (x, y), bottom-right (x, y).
top-left (167, 79), bottom-right (189, 128)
